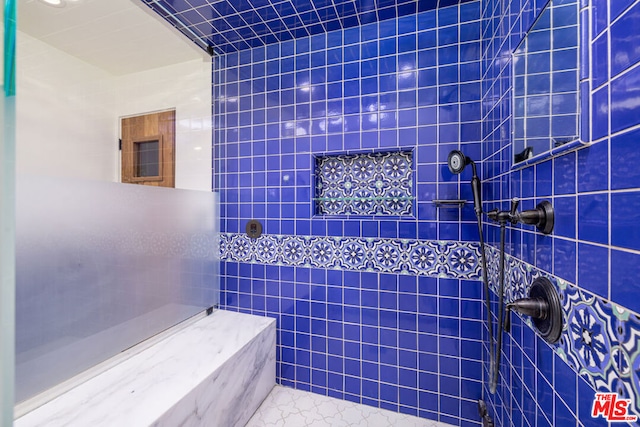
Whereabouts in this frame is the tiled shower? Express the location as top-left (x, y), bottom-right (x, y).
top-left (149, 0), bottom-right (640, 424)
top-left (215, 2), bottom-right (488, 425)
top-left (8, 0), bottom-right (640, 424)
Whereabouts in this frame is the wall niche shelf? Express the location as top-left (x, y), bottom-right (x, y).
top-left (431, 200), bottom-right (468, 207)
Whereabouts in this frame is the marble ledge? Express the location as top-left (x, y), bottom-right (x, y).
top-left (16, 310), bottom-right (276, 427)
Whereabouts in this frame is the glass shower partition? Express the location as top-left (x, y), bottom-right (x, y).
top-left (14, 175), bottom-right (219, 405)
top-left (1, 0), bottom-right (16, 423)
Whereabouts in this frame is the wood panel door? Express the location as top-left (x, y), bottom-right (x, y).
top-left (121, 110), bottom-right (175, 188)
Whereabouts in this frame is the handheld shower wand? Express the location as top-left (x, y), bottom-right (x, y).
top-left (447, 150), bottom-right (496, 395)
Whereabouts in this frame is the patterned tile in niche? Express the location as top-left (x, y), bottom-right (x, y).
top-left (245, 385), bottom-right (456, 427)
top-left (315, 151), bottom-right (413, 216)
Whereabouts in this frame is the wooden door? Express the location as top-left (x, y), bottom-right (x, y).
top-left (121, 110), bottom-right (175, 188)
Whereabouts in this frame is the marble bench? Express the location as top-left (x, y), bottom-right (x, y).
top-left (15, 310), bottom-right (276, 427)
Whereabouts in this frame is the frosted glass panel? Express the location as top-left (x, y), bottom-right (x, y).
top-left (15, 175), bottom-right (218, 403)
top-left (2, 0), bottom-right (17, 423)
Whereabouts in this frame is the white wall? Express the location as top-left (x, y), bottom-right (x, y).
top-left (16, 32), bottom-right (117, 182)
top-left (114, 59), bottom-right (212, 191)
top-left (16, 32), bottom-right (212, 191)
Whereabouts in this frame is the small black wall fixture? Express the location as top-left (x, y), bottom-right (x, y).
top-left (504, 277), bottom-right (564, 344)
top-left (487, 198), bottom-right (554, 234)
top-left (245, 220), bottom-right (263, 239)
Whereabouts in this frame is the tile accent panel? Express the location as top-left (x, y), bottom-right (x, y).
top-left (221, 233), bottom-right (481, 279)
top-left (315, 151), bottom-right (414, 216)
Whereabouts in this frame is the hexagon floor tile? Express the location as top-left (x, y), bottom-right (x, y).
top-left (246, 385), bottom-right (456, 427)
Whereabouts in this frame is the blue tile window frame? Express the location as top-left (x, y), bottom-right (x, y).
top-left (512, 0), bottom-right (583, 168)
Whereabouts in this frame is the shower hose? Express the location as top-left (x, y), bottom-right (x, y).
top-left (477, 210), bottom-right (507, 394)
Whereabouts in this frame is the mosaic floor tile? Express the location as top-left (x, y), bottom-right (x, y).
top-left (245, 385), bottom-right (455, 427)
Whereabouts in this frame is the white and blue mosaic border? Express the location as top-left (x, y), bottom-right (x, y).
top-left (485, 246), bottom-right (640, 418)
top-left (220, 233), bottom-right (481, 280)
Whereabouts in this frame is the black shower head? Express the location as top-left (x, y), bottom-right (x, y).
top-left (447, 150), bottom-right (472, 175)
top-left (447, 149), bottom-right (482, 216)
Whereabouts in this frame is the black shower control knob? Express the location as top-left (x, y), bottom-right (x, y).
top-left (528, 277), bottom-right (564, 344)
top-left (510, 198), bottom-right (520, 217)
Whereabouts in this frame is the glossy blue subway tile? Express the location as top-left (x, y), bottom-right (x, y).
top-left (610, 0), bottom-right (636, 22)
top-left (611, 63), bottom-right (640, 134)
top-left (578, 194), bottom-right (613, 244)
top-left (554, 238), bottom-right (576, 284)
top-left (591, 32), bottom-right (608, 89)
top-left (577, 140), bottom-right (608, 193)
top-left (591, 84), bottom-right (609, 141)
top-left (611, 191), bottom-right (640, 252)
top-left (535, 160), bottom-right (553, 197)
top-left (611, 127), bottom-right (640, 190)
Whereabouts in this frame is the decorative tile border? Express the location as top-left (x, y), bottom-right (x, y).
top-left (315, 151), bottom-right (413, 216)
top-left (220, 233), bottom-right (481, 280)
top-left (485, 245), bottom-right (640, 417)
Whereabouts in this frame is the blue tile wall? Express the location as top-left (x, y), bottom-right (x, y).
top-left (482, 0), bottom-right (640, 425)
top-left (142, 0), bottom-right (478, 53)
top-left (201, 0), bottom-right (640, 423)
top-left (215, 3), bottom-right (486, 426)
top-left (215, 2), bottom-right (483, 243)
top-left (221, 261), bottom-right (486, 424)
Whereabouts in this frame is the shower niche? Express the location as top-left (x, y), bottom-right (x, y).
top-left (512, 0), bottom-right (589, 167)
top-left (314, 151), bottom-right (414, 216)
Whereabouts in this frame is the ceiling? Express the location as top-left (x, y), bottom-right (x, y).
top-left (18, 0), bottom-right (475, 72)
top-left (141, 0), bottom-right (476, 54)
top-left (19, 0), bottom-right (207, 75)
